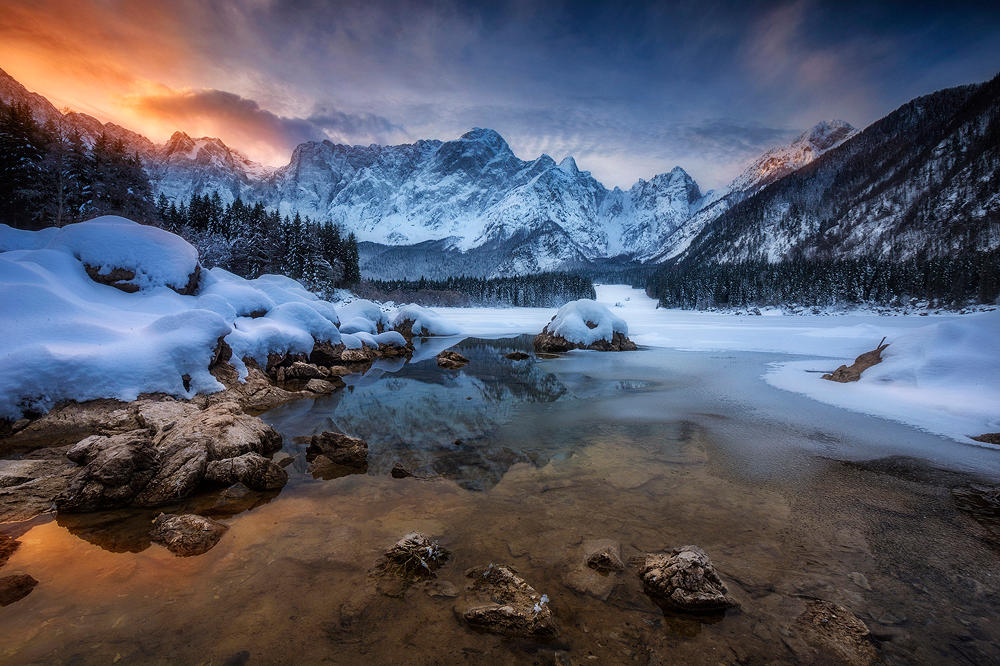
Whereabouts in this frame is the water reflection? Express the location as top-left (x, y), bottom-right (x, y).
top-left (263, 335), bottom-right (623, 490)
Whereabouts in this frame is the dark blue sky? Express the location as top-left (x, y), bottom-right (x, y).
top-left (3, 0), bottom-right (998, 188)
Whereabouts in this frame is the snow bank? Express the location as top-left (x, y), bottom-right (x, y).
top-left (1, 217), bottom-right (200, 291)
top-left (766, 312), bottom-right (1000, 443)
top-left (390, 304), bottom-right (461, 336)
top-left (544, 299), bottom-right (628, 345)
top-left (0, 218), bottom-right (459, 419)
top-left (338, 298), bottom-right (390, 334)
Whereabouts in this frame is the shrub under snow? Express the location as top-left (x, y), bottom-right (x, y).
top-left (0, 217), bottom-right (460, 420)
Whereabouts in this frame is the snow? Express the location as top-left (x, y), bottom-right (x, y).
top-left (1, 217), bottom-right (200, 291)
top-left (337, 298), bottom-right (391, 334)
top-left (543, 299), bottom-right (628, 345)
top-left (390, 304), bottom-right (460, 336)
top-left (0, 218), bottom-right (458, 419)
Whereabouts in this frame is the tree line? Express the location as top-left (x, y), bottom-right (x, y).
top-left (0, 100), bottom-right (153, 229)
top-left (359, 273), bottom-right (596, 307)
top-left (157, 193), bottom-right (360, 295)
top-left (0, 99), bottom-right (359, 295)
top-left (646, 252), bottom-right (1000, 310)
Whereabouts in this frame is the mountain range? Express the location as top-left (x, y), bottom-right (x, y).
top-left (2, 66), bottom-right (996, 278)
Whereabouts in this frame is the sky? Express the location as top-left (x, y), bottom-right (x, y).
top-left (1, 0), bottom-right (998, 189)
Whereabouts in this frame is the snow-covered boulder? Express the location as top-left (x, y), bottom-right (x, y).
top-left (390, 304), bottom-right (460, 339)
top-left (534, 299), bottom-right (637, 352)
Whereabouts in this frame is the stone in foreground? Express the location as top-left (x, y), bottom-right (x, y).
top-left (437, 350), bottom-right (470, 369)
top-left (0, 574), bottom-right (38, 606)
top-left (457, 563), bottom-right (557, 639)
top-left (375, 532), bottom-right (450, 579)
top-left (639, 545), bottom-right (738, 612)
top-left (150, 513), bottom-right (228, 557)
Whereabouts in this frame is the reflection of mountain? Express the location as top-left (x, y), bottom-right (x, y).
top-left (264, 336), bottom-right (577, 490)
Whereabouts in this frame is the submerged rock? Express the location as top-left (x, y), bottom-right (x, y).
top-left (437, 350), bottom-right (470, 369)
top-left (787, 599), bottom-right (878, 665)
top-left (504, 351), bottom-right (531, 360)
top-left (638, 545), bottom-right (738, 612)
top-left (564, 540), bottom-right (624, 601)
top-left (457, 563), bottom-right (557, 639)
top-left (391, 463), bottom-right (414, 478)
top-left (0, 573), bottom-right (38, 606)
top-left (304, 378), bottom-right (339, 394)
top-left (0, 535), bottom-right (20, 567)
top-left (586, 540), bottom-right (625, 573)
top-left (150, 513), bottom-right (228, 557)
top-left (822, 338), bottom-right (890, 383)
top-left (307, 432), bottom-right (368, 468)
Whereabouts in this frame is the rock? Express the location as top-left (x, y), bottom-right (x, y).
top-left (584, 539), bottom-right (624, 572)
top-left (0, 574), bottom-right (38, 606)
top-left (307, 432), bottom-right (368, 468)
top-left (0, 456), bottom-right (79, 523)
top-left (374, 533), bottom-right (450, 579)
top-left (84, 263), bottom-right (200, 296)
top-left (341, 347), bottom-right (376, 363)
top-left (437, 350), bottom-right (470, 369)
top-left (309, 341), bottom-right (346, 366)
top-left (205, 452), bottom-right (288, 491)
top-left (971, 433), bottom-right (1000, 445)
top-left (823, 338), bottom-right (890, 383)
top-left (534, 324), bottom-right (637, 353)
top-left (0, 535), bottom-right (19, 567)
top-left (272, 451), bottom-right (295, 468)
top-left (457, 564), bottom-right (557, 639)
top-left (149, 513), bottom-right (228, 557)
top-left (391, 463), bottom-right (413, 478)
top-left (284, 361), bottom-right (325, 380)
top-left (84, 264), bottom-right (140, 292)
top-left (57, 431), bottom-right (158, 512)
top-left (161, 400), bottom-right (281, 463)
top-left (504, 351), bottom-right (531, 360)
top-left (563, 540), bottom-right (623, 601)
top-left (57, 401), bottom-right (283, 511)
top-left (638, 545), bottom-right (738, 612)
top-left (787, 599), bottom-right (878, 665)
top-left (304, 378), bottom-right (339, 394)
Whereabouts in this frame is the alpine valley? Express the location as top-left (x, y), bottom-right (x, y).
top-left (2, 66), bottom-right (997, 279)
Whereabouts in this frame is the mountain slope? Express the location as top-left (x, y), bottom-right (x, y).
top-left (676, 76), bottom-right (1000, 265)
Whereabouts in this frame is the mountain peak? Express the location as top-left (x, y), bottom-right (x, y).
top-left (795, 120), bottom-right (855, 152)
top-left (459, 128), bottom-right (511, 153)
top-left (558, 156), bottom-right (579, 174)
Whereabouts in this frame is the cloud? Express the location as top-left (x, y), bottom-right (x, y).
top-left (127, 88), bottom-right (408, 164)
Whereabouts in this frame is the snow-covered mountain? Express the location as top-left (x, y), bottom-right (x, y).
top-left (675, 75), bottom-right (1000, 265)
top-left (643, 120), bottom-right (856, 263)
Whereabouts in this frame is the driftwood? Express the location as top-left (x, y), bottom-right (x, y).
top-left (822, 337), bottom-right (889, 383)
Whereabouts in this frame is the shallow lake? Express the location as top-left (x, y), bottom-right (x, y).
top-left (2, 335), bottom-right (998, 663)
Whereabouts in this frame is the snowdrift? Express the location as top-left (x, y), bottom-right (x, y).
top-left (0, 218), bottom-right (461, 420)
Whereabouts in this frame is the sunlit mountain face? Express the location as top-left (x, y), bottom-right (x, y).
top-left (2, 0), bottom-right (998, 189)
